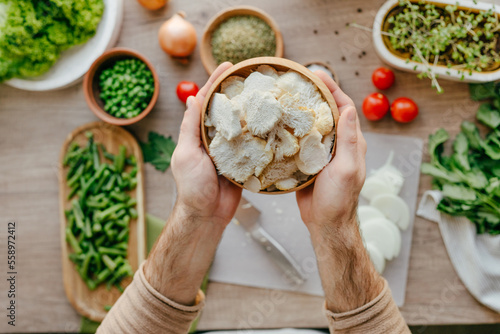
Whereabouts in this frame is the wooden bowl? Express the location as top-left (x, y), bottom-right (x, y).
top-left (83, 48), bottom-right (160, 126)
top-left (200, 6), bottom-right (284, 75)
top-left (304, 61), bottom-right (340, 86)
top-left (201, 57), bottom-right (340, 194)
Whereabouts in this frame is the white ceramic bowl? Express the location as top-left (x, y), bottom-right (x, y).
top-left (4, 0), bottom-right (123, 91)
top-left (373, 0), bottom-right (500, 83)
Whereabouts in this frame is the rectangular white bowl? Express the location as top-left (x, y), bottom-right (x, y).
top-left (373, 0), bottom-right (500, 83)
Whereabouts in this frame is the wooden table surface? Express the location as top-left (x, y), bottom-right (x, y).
top-left (1, 0), bottom-right (500, 332)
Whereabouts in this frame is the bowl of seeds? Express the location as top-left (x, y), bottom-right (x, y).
top-left (83, 48), bottom-right (160, 126)
top-left (201, 6), bottom-right (284, 75)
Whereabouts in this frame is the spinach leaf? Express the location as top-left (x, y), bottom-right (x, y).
top-left (469, 82), bottom-right (497, 101)
top-left (476, 103), bottom-right (500, 129)
top-left (442, 184), bottom-right (477, 201)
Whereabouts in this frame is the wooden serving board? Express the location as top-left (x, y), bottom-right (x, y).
top-left (58, 122), bottom-right (146, 322)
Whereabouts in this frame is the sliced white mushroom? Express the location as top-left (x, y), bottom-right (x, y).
top-left (209, 132), bottom-right (273, 183)
top-left (243, 71), bottom-right (277, 95)
top-left (295, 128), bottom-right (329, 175)
top-left (220, 76), bottom-right (244, 99)
top-left (360, 177), bottom-right (396, 201)
top-left (359, 218), bottom-right (398, 260)
top-left (365, 242), bottom-right (386, 274)
top-left (275, 71), bottom-right (323, 110)
top-left (243, 90), bottom-right (282, 137)
top-left (370, 194), bottom-right (411, 230)
top-left (243, 176), bottom-right (261, 193)
top-left (314, 102), bottom-right (334, 136)
top-left (259, 157), bottom-right (298, 189)
top-left (357, 205), bottom-right (385, 224)
top-left (275, 177), bottom-right (299, 191)
top-left (256, 65), bottom-right (279, 79)
top-left (265, 125), bottom-right (299, 161)
top-left (207, 93), bottom-right (242, 141)
top-left (278, 93), bottom-right (315, 138)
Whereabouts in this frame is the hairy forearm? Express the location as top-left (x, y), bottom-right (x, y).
top-left (144, 203), bottom-right (225, 306)
top-left (309, 218), bottom-right (384, 313)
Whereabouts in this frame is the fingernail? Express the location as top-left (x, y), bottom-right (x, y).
top-left (186, 96), bottom-right (195, 109)
top-left (347, 107), bottom-right (357, 123)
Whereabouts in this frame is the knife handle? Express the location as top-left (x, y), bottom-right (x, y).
top-left (251, 227), bottom-right (307, 285)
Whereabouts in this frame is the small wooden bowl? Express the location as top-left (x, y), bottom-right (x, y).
top-left (304, 61), bottom-right (341, 86)
top-left (201, 6), bottom-right (284, 75)
top-left (201, 57), bottom-right (340, 194)
top-left (83, 48), bottom-right (160, 126)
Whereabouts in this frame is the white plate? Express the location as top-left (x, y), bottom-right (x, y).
top-left (373, 0), bottom-right (500, 83)
top-left (4, 0), bottom-right (124, 91)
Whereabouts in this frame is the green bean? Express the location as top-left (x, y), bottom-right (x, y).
top-left (64, 133), bottom-right (137, 292)
top-left (67, 165), bottom-right (84, 188)
top-left (102, 254), bottom-right (117, 271)
top-left (66, 228), bottom-right (82, 254)
top-left (98, 247), bottom-right (127, 256)
top-left (72, 200), bottom-right (85, 230)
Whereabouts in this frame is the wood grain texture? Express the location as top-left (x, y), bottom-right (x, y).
top-left (200, 57), bottom-right (339, 194)
top-left (58, 122), bottom-right (146, 322)
top-left (0, 0), bottom-right (499, 332)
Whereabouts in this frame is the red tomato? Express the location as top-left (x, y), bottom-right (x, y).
top-left (176, 81), bottom-right (199, 103)
top-left (362, 93), bottom-right (390, 121)
top-left (391, 97), bottom-right (419, 123)
top-left (372, 67), bottom-right (395, 90)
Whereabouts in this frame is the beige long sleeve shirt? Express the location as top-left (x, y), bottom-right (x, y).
top-left (97, 263), bottom-right (410, 334)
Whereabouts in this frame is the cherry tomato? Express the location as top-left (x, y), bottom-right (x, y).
top-left (372, 67), bottom-right (395, 90)
top-left (176, 81), bottom-right (199, 103)
top-left (362, 93), bottom-right (390, 121)
top-left (391, 97), bottom-right (419, 123)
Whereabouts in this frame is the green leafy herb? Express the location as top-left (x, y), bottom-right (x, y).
top-left (140, 132), bottom-right (176, 172)
top-left (421, 82), bottom-right (500, 235)
top-left (469, 82), bottom-right (498, 101)
top-left (477, 103), bottom-right (500, 129)
top-left (0, 0), bottom-right (104, 82)
top-left (384, 0), bottom-right (500, 93)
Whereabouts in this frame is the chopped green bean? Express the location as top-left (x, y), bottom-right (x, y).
top-left (63, 133), bottom-right (138, 292)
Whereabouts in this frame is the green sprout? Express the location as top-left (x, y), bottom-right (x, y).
top-left (384, 0), bottom-right (500, 92)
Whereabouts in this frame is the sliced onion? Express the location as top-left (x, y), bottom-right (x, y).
top-left (360, 177), bottom-right (395, 201)
top-left (359, 219), bottom-right (398, 260)
top-left (366, 242), bottom-right (386, 274)
top-left (357, 205), bottom-right (385, 224)
top-left (370, 193), bottom-right (411, 230)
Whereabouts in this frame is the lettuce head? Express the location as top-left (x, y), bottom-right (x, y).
top-left (0, 0), bottom-right (104, 82)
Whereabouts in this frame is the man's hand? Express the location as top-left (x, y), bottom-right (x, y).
top-left (144, 63), bottom-right (242, 306)
top-left (296, 71), bottom-right (366, 232)
top-left (171, 62), bottom-right (242, 226)
top-left (296, 71), bottom-right (383, 313)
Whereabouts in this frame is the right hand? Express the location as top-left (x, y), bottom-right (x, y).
top-left (296, 71), bottom-right (367, 235)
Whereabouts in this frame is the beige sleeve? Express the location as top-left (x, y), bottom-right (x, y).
top-left (325, 279), bottom-right (410, 334)
top-left (97, 262), bottom-right (204, 334)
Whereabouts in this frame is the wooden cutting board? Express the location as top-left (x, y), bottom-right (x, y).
top-left (58, 121), bottom-right (146, 322)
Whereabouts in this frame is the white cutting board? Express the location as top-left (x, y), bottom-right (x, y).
top-left (210, 133), bottom-right (423, 307)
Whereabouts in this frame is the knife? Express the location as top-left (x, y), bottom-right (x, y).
top-left (233, 197), bottom-right (306, 285)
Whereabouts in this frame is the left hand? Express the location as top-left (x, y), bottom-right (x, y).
top-left (171, 62), bottom-right (242, 226)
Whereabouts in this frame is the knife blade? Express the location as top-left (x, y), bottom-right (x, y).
top-left (233, 197), bottom-right (306, 285)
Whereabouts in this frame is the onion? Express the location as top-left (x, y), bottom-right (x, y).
top-left (137, 0), bottom-right (167, 10)
top-left (158, 11), bottom-right (197, 57)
